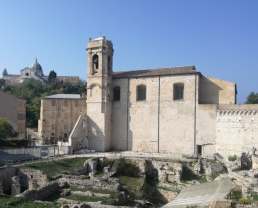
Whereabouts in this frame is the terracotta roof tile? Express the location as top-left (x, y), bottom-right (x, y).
top-left (112, 66), bottom-right (198, 79)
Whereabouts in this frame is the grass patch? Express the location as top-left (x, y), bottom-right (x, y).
top-left (115, 158), bottom-right (141, 177)
top-left (70, 186), bottom-right (115, 195)
top-left (239, 197), bottom-right (252, 205)
top-left (228, 155), bottom-right (237, 162)
top-left (23, 157), bottom-right (89, 179)
top-left (119, 176), bottom-right (144, 193)
top-left (252, 193), bottom-right (258, 201)
top-left (0, 196), bottom-right (59, 208)
top-left (230, 190), bottom-right (242, 201)
top-left (65, 194), bottom-right (107, 202)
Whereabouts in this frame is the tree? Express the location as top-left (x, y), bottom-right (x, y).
top-left (2, 68), bottom-right (8, 76)
top-left (3, 78), bottom-right (85, 128)
top-left (0, 118), bottom-right (16, 139)
top-left (246, 92), bottom-right (258, 104)
top-left (48, 70), bottom-right (57, 83)
top-left (0, 79), bottom-right (5, 89)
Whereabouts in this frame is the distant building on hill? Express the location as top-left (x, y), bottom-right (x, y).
top-left (0, 91), bottom-right (26, 139)
top-left (2, 58), bottom-right (80, 85)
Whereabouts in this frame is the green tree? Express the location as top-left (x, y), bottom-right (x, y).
top-left (2, 68), bottom-right (8, 76)
top-left (246, 92), bottom-right (258, 104)
top-left (0, 118), bottom-right (16, 139)
top-left (48, 70), bottom-right (57, 84)
top-left (63, 81), bottom-right (86, 94)
top-left (0, 79), bottom-right (5, 89)
top-left (3, 78), bottom-right (85, 128)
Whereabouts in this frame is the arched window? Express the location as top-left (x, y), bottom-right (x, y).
top-left (173, 83), bottom-right (184, 100)
top-left (136, 84), bottom-right (146, 101)
top-left (113, 86), bottom-right (120, 101)
top-left (92, 54), bottom-right (99, 74)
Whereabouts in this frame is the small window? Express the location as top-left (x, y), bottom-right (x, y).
top-left (113, 86), bottom-right (120, 101)
top-left (197, 145), bottom-right (202, 156)
top-left (136, 84), bottom-right (146, 101)
top-left (173, 83), bottom-right (184, 100)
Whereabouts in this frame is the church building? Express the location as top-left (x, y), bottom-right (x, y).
top-left (40, 36), bottom-right (258, 158)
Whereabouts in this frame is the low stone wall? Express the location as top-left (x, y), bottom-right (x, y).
top-left (19, 168), bottom-right (48, 190)
top-left (0, 145), bottom-right (69, 163)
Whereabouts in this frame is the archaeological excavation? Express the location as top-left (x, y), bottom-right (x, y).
top-left (0, 152), bottom-right (257, 208)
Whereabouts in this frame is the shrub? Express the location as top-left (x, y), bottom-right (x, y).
top-left (115, 158), bottom-right (141, 177)
top-left (228, 155), bottom-right (237, 161)
top-left (0, 118), bottom-right (17, 139)
top-left (239, 197), bottom-right (252, 205)
top-left (230, 190), bottom-right (242, 201)
top-left (181, 165), bottom-right (199, 181)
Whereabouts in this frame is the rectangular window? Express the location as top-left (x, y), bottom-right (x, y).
top-left (173, 83), bottom-right (184, 100)
top-left (136, 85), bottom-right (146, 101)
top-left (113, 86), bottom-right (120, 101)
top-left (197, 145), bottom-right (202, 156)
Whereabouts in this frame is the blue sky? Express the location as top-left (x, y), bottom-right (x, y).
top-left (0, 0), bottom-right (258, 103)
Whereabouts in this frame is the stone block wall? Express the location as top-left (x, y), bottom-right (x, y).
top-left (38, 98), bottom-right (85, 144)
top-left (111, 74), bottom-right (199, 155)
top-left (0, 91), bottom-right (26, 138)
top-left (216, 105), bottom-right (258, 157)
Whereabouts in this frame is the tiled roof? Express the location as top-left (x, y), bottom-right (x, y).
top-left (112, 66), bottom-right (198, 79)
top-left (44, 94), bottom-right (81, 99)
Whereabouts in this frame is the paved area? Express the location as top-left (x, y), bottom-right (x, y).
top-left (163, 177), bottom-right (235, 208)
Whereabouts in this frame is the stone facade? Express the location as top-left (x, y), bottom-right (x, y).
top-left (216, 105), bottom-right (258, 157)
top-left (44, 36), bottom-right (258, 159)
top-left (38, 94), bottom-right (86, 144)
top-left (86, 37), bottom-right (113, 152)
top-left (0, 91), bottom-right (26, 138)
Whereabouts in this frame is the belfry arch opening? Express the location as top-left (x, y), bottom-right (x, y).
top-left (92, 54), bottom-right (99, 74)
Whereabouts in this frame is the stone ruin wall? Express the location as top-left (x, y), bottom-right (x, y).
top-left (216, 105), bottom-right (258, 157)
top-left (0, 166), bottom-right (48, 196)
top-left (0, 167), bottom-right (18, 195)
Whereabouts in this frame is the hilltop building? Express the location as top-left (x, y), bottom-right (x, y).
top-left (2, 59), bottom-right (80, 85)
top-left (38, 37), bottom-right (258, 158)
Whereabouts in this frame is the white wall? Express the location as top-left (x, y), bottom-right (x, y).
top-left (216, 105), bottom-right (258, 157)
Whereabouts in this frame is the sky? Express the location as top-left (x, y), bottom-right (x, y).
top-left (0, 0), bottom-right (258, 103)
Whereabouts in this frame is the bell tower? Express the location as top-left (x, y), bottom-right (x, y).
top-left (86, 37), bottom-right (113, 151)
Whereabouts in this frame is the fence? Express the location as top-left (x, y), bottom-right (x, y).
top-left (0, 145), bottom-right (70, 163)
